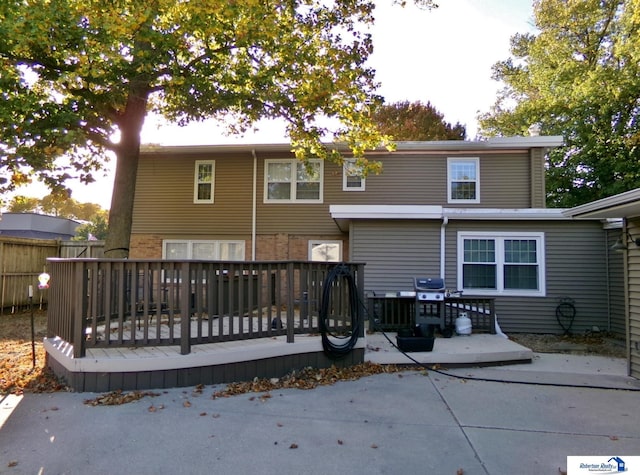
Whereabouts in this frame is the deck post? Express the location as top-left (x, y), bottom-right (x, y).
top-left (286, 262), bottom-right (295, 343)
top-left (356, 263), bottom-right (365, 338)
top-left (180, 261), bottom-right (191, 355)
top-left (72, 261), bottom-right (87, 358)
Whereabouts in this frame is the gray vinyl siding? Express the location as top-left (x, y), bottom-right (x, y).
top-left (443, 220), bottom-right (612, 334)
top-left (350, 220), bottom-right (442, 292)
top-left (606, 228), bottom-right (626, 336)
top-left (627, 219), bottom-right (640, 378)
top-left (350, 218), bottom-right (616, 334)
top-left (255, 156), bottom-right (340, 235)
top-left (337, 151), bottom-right (531, 208)
top-left (133, 152), bottom-right (254, 236)
top-left (530, 148), bottom-right (546, 208)
top-left (133, 148), bottom-right (538, 239)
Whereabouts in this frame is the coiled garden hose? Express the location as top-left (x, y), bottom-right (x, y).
top-left (319, 264), bottom-right (361, 359)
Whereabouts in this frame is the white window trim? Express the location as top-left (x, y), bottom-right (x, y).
top-left (447, 157), bottom-right (480, 204)
top-left (456, 231), bottom-right (546, 297)
top-left (162, 239), bottom-right (245, 261)
top-left (263, 158), bottom-right (324, 203)
top-left (342, 159), bottom-right (365, 191)
top-left (194, 160), bottom-right (215, 204)
top-left (308, 240), bottom-right (343, 262)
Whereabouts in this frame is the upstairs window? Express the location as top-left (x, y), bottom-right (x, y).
top-left (448, 157), bottom-right (479, 203)
top-left (264, 159), bottom-right (323, 203)
top-left (194, 160), bottom-right (215, 203)
top-left (343, 159), bottom-right (365, 191)
top-left (457, 232), bottom-right (545, 296)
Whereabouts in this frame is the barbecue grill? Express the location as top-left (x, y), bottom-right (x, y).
top-left (414, 277), bottom-right (446, 332)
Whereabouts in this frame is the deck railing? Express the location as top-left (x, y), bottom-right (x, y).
top-left (46, 259), bottom-right (365, 358)
top-left (367, 294), bottom-right (496, 334)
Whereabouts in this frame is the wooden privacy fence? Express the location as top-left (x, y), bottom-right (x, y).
top-left (46, 259), bottom-right (365, 358)
top-left (59, 240), bottom-right (105, 258)
top-left (0, 238), bottom-right (105, 313)
top-left (0, 237), bottom-right (60, 313)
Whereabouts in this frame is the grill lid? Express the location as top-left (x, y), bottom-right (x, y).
top-left (414, 277), bottom-right (445, 291)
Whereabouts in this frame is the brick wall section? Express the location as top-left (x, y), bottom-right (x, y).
top-left (129, 234), bottom-right (163, 259)
top-left (130, 233), bottom-right (348, 261)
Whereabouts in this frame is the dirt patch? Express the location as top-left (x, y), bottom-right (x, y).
top-left (0, 308), bottom-right (67, 395)
top-left (510, 332), bottom-right (626, 358)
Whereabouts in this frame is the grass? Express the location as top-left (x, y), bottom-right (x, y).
top-left (0, 307), bottom-right (67, 395)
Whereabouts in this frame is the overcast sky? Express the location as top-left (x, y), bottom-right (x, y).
top-left (13, 0), bottom-right (536, 209)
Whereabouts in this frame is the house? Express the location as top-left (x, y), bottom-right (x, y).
top-left (0, 212), bottom-right (80, 240)
top-left (564, 188), bottom-right (640, 378)
top-left (130, 137), bottom-right (624, 336)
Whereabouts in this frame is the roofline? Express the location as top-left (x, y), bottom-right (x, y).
top-left (329, 205), bottom-right (574, 221)
top-left (563, 188), bottom-right (640, 218)
top-left (140, 136), bottom-right (564, 156)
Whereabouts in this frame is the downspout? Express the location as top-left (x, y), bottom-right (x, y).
top-left (251, 149), bottom-right (258, 261)
top-left (604, 227), bottom-right (611, 332)
top-left (440, 216), bottom-right (448, 281)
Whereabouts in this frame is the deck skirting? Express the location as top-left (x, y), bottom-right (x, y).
top-left (44, 336), bottom-right (366, 392)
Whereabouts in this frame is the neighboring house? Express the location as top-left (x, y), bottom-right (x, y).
top-left (0, 212), bottom-right (80, 240)
top-left (564, 188), bottom-right (640, 378)
top-left (131, 138), bottom-right (624, 335)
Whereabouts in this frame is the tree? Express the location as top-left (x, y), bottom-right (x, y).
top-left (73, 211), bottom-right (109, 241)
top-left (6, 193), bottom-right (105, 221)
top-left (478, 0), bottom-right (640, 208)
top-left (372, 100), bottom-right (466, 140)
top-left (6, 195), bottom-right (40, 213)
top-left (0, 0), bottom-right (436, 258)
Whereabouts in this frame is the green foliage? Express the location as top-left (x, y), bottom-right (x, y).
top-left (7, 193), bottom-right (105, 221)
top-left (73, 212), bottom-right (108, 241)
top-left (0, 0), bottom-right (437, 256)
top-left (372, 100), bottom-right (466, 141)
top-left (478, 0), bottom-right (640, 208)
top-left (6, 195), bottom-right (40, 213)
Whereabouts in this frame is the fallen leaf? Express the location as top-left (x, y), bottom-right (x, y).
top-left (457, 469), bottom-right (464, 475)
top-left (210, 363), bottom-right (403, 399)
top-left (289, 443), bottom-right (298, 449)
top-left (183, 400), bottom-right (191, 408)
top-left (337, 439), bottom-right (344, 445)
top-left (148, 405), bottom-right (157, 412)
top-left (277, 422), bottom-right (283, 427)
top-left (558, 468), bottom-right (567, 475)
top-left (8, 461), bottom-right (18, 467)
top-left (370, 444), bottom-right (378, 449)
top-left (200, 412), bottom-right (207, 416)
top-left (609, 435), bottom-right (619, 441)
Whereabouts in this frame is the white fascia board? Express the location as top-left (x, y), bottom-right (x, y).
top-left (483, 136), bottom-right (564, 148)
top-left (330, 205), bottom-right (574, 221)
top-left (393, 136), bottom-right (563, 151)
top-left (443, 208), bottom-right (571, 220)
top-left (330, 205), bottom-right (443, 220)
top-left (563, 188), bottom-right (640, 219)
top-left (141, 143), bottom-right (296, 155)
top-left (141, 136), bottom-right (565, 156)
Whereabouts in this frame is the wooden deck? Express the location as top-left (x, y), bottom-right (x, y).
top-left (44, 331), bottom-right (532, 392)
